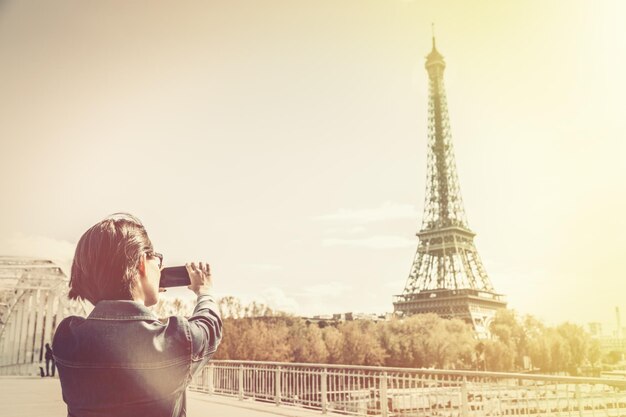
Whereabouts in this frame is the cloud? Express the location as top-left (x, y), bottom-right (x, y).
top-left (322, 235), bottom-right (416, 249)
top-left (301, 281), bottom-right (351, 298)
top-left (258, 287), bottom-right (300, 314)
top-left (315, 201), bottom-right (418, 224)
top-left (0, 234), bottom-right (76, 275)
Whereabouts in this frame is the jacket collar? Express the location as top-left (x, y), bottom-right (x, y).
top-left (88, 300), bottom-right (158, 321)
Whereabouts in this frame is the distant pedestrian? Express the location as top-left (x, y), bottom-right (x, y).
top-left (44, 343), bottom-right (55, 377)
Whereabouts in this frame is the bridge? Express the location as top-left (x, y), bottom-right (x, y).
top-left (3, 360), bottom-right (626, 417)
top-left (0, 375), bottom-right (336, 417)
top-left (2, 257), bottom-right (626, 416)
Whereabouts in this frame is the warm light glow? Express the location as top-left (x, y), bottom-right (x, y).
top-left (0, 0), bottom-right (624, 329)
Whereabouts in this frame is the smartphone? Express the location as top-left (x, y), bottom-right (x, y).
top-left (159, 266), bottom-right (191, 288)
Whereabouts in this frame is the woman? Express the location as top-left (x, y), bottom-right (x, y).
top-left (53, 213), bottom-right (222, 417)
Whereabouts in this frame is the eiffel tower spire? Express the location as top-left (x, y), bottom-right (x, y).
top-left (393, 36), bottom-right (506, 337)
top-left (422, 33), bottom-right (468, 232)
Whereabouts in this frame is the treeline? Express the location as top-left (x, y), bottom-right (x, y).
top-left (212, 312), bottom-right (476, 369)
top-left (483, 310), bottom-right (601, 374)
top-left (154, 296), bottom-right (601, 374)
top-left (152, 296), bottom-right (280, 319)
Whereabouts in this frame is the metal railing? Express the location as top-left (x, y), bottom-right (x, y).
top-left (189, 360), bottom-right (626, 417)
top-left (0, 363), bottom-right (42, 376)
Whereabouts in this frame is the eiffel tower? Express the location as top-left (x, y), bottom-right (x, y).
top-left (393, 36), bottom-right (506, 337)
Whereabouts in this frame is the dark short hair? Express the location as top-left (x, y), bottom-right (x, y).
top-left (69, 213), bottom-right (154, 305)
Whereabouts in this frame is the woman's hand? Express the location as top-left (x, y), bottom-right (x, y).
top-left (186, 262), bottom-right (213, 295)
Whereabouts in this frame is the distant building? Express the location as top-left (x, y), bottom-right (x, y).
top-left (598, 338), bottom-right (626, 352)
top-left (302, 311), bottom-right (389, 326)
top-left (588, 322), bottom-right (603, 337)
top-left (588, 309), bottom-right (626, 353)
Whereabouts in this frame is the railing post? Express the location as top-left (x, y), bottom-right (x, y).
top-left (275, 366), bottom-right (281, 406)
top-left (460, 376), bottom-right (469, 417)
top-left (380, 371), bottom-right (389, 417)
top-left (321, 367), bottom-right (328, 414)
top-left (575, 384), bottom-right (583, 417)
top-left (238, 364), bottom-right (244, 400)
top-left (207, 363), bottom-right (214, 395)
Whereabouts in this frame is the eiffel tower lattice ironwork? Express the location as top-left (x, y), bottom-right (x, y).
top-left (393, 36), bottom-right (506, 337)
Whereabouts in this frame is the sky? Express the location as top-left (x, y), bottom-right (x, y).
top-left (1, 0), bottom-right (625, 330)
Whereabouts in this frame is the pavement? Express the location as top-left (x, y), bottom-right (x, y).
top-left (0, 376), bottom-right (333, 417)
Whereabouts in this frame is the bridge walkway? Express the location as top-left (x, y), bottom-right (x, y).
top-left (0, 376), bottom-right (330, 417)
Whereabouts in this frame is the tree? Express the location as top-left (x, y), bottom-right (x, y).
top-left (483, 340), bottom-right (515, 371)
top-left (489, 310), bottom-right (526, 369)
top-left (378, 318), bottom-right (416, 367)
top-left (548, 329), bottom-right (572, 373)
top-left (152, 297), bottom-right (192, 318)
top-left (215, 317), bottom-right (294, 361)
top-left (210, 296), bottom-right (604, 374)
top-left (587, 339), bottom-right (601, 366)
top-left (289, 321), bottom-right (328, 363)
top-left (340, 321), bottom-right (386, 366)
top-left (322, 326), bottom-right (344, 364)
top-left (377, 314), bottom-right (475, 369)
top-left (556, 323), bottom-right (589, 375)
top-left (218, 296), bottom-right (244, 319)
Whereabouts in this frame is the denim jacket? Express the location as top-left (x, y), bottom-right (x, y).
top-left (53, 294), bottom-right (222, 417)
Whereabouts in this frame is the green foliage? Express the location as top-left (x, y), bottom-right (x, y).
top-left (482, 339), bottom-right (515, 371)
top-left (487, 310), bottom-right (599, 375)
top-left (208, 297), bottom-right (601, 374)
top-left (213, 304), bottom-right (475, 369)
top-left (321, 326), bottom-right (344, 364)
top-left (288, 320), bottom-right (329, 363)
top-left (378, 314), bottom-right (475, 369)
top-left (213, 317), bottom-right (294, 361)
top-left (341, 320), bottom-right (387, 366)
top-left (604, 350), bottom-right (623, 365)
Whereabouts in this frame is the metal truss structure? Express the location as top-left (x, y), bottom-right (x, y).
top-left (0, 256), bottom-right (87, 370)
top-left (393, 38), bottom-right (506, 337)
